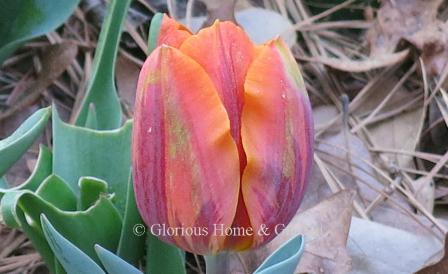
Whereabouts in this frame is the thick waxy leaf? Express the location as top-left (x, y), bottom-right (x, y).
top-left (85, 103), bottom-right (99, 130)
top-left (0, 107), bottom-right (50, 176)
top-left (133, 45), bottom-right (240, 254)
top-left (179, 21), bottom-right (254, 166)
top-left (75, 0), bottom-right (131, 129)
top-left (78, 177), bottom-right (108, 211)
top-left (1, 190), bottom-right (56, 272)
top-left (53, 108), bottom-right (132, 215)
top-left (254, 235), bottom-right (305, 274)
top-left (146, 233), bottom-right (186, 274)
top-left (0, 145), bottom-right (52, 198)
top-left (0, 177), bottom-right (6, 188)
top-left (36, 175), bottom-right (77, 211)
top-left (95, 245), bottom-right (143, 274)
top-left (117, 174), bottom-right (145, 265)
top-left (148, 13), bottom-right (164, 53)
top-left (241, 39), bottom-right (313, 246)
top-left (0, 188), bottom-right (122, 268)
top-left (41, 215), bottom-right (105, 274)
top-left (0, 0), bottom-right (79, 64)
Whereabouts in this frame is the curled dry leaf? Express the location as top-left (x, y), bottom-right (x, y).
top-left (367, 0), bottom-right (448, 75)
top-left (235, 190), bottom-right (355, 274)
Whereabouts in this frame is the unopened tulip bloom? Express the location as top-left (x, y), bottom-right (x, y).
top-left (133, 14), bottom-right (313, 255)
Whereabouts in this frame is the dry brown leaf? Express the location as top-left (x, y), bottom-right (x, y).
top-left (0, 41), bottom-right (78, 121)
top-left (300, 50), bottom-right (409, 73)
top-left (200, 0), bottom-right (237, 27)
top-left (368, 0), bottom-right (447, 75)
top-left (411, 177), bottom-right (435, 213)
top-left (116, 55), bottom-right (140, 116)
top-left (353, 75), bottom-right (424, 169)
top-left (235, 190), bottom-right (354, 274)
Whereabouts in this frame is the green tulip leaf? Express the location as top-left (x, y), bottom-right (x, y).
top-left (0, 0), bottom-right (80, 64)
top-left (41, 214), bottom-right (105, 274)
top-left (52, 108), bottom-right (132, 215)
top-left (147, 13), bottom-right (164, 54)
top-left (253, 235), bottom-right (305, 274)
top-left (36, 175), bottom-right (77, 211)
top-left (0, 107), bottom-right (51, 176)
top-left (1, 190), bottom-right (57, 272)
top-left (146, 233), bottom-right (186, 274)
top-left (0, 188), bottom-right (122, 270)
top-left (74, 0), bottom-right (131, 130)
top-left (0, 145), bottom-right (52, 198)
top-left (85, 103), bottom-right (99, 130)
top-left (95, 245), bottom-right (143, 274)
top-left (0, 177), bottom-right (7, 188)
top-left (78, 177), bottom-right (108, 211)
top-left (117, 173), bottom-right (145, 266)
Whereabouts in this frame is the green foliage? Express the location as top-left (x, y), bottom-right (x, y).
top-left (253, 235), bottom-right (305, 274)
top-left (0, 145), bottom-right (52, 198)
top-left (1, 186), bottom-right (122, 266)
top-left (95, 245), bottom-right (143, 274)
top-left (52, 108), bottom-right (132, 215)
top-left (0, 0), bottom-right (80, 64)
top-left (36, 175), bottom-right (77, 211)
top-left (117, 176), bottom-right (145, 265)
top-left (41, 215), bottom-right (106, 274)
top-left (78, 177), bottom-right (108, 211)
top-left (147, 13), bottom-right (164, 53)
top-left (146, 233), bottom-right (186, 274)
top-left (0, 107), bottom-right (51, 176)
top-left (74, 0), bottom-right (132, 130)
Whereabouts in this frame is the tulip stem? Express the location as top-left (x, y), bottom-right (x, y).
top-left (204, 252), bottom-right (230, 274)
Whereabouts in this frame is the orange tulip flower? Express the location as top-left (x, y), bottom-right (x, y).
top-left (133, 14), bottom-right (313, 255)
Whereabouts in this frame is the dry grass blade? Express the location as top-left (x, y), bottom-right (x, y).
top-left (0, 41), bottom-right (78, 121)
top-left (299, 49), bottom-right (409, 73)
top-left (351, 63), bottom-right (417, 132)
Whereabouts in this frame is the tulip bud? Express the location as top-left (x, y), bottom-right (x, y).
top-left (133, 14), bottom-right (313, 255)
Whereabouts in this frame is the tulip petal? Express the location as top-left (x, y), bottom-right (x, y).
top-left (241, 39), bottom-right (314, 247)
top-left (179, 21), bottom-right (255, 169)
top-left (133, 46), bottom-right (240, 254)
top-left (156, 14), bottom-right (191, 49)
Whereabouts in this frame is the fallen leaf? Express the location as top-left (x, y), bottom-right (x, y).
top-left (411, 177), bottom-right (435, 213)
top-left (0, 41), bottom-right (78, 121)
top-left (182, 7), bottom-right (297, 47)
top-left (367, 0), bottom-right (447, 75)
top-left (313, 105), bottom-right (340, 134)
top-left (349, 217), bottom-right (442, 274)
top-left (317, 131), bottom-right (384, 205)
top-left (200, 0), bottom-right (237, 27)
top-left (416, 233), bottom-right (448, 273)
top-left (353, 75), bottom-right (425, 169)
top-left (236, 190), bottom-right (355, 274)
top-left (429, 97), bottom-right (448, 154)
top-left (116, 55), bottom-right (140, 116)
top-left (315, 103), bottom-right (432, 235)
